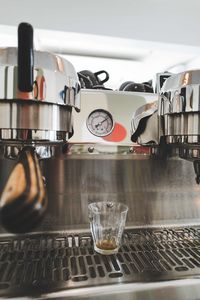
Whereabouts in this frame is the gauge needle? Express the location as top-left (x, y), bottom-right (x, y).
top-left (95, 117), bottom-right (109, 128)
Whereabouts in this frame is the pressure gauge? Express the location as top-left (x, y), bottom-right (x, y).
top-left (86, 109), bottom-right (114, 137)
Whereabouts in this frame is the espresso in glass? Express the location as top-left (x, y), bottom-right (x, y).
top-left (88, 202), bottom-right (128, 255)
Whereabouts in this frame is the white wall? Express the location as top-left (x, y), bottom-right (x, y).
top-left (0, 0), bottom-right (200, 47)
top-left (1, 0), bottom-right (200, 87)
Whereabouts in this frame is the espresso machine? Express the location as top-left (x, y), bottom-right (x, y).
top-left (1, 23), bottom-right (200, 300)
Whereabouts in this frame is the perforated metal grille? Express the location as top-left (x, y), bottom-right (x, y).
top-left (0, 227), bottom-right (200, 297)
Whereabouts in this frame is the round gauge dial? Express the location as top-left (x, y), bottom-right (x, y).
top-left (86, 109), bottom-right (114, 137)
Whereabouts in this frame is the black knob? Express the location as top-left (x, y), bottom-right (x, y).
top-left (18, 22), bottom-right (34, 92)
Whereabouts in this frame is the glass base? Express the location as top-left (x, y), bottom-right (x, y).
top-left (94, 244), bottom-right (119, 255)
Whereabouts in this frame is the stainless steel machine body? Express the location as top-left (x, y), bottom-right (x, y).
top-left (1, 149), bottom-right (200, 299)
top-left (1, 23), bottom-right (200, 299)
top-left (0, 48), bottom-right (80, 147)
top-left (159, 70), bottom-right (200, 145)
top-left (131, 70), bottom-right (200, 146)
top-left (131, 70), bottom-right (200, 182)
top-left (0, 85), bottom-right (200, 299)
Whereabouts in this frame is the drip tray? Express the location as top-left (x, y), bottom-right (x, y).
top-left (1, 226), bottom-right (200, 297)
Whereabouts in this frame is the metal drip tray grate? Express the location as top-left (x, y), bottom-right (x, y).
top-left (1, 227), bottom-right (200, 297)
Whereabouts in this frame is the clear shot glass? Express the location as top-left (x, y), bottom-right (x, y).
top-left (88, 202), bottom-right (128, 255)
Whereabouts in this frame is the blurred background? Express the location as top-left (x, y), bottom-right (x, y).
top-left (0, 0), bottom-right (200, 89)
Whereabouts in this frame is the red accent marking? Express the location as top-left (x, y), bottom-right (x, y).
top-left (133, 145), bottom-right (151, 154)
top-left (103, 123), bottom-right (127, 142)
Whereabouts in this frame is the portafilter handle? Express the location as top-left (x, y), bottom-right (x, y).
top-left (0, 146), bottom-right (48, 233)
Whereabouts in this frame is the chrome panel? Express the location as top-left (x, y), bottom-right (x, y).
top-left (0, 100), bottom-right (72, 130)
top-left (159, 70), bottom-right (200, 115)
top-left (0, 143), bottom-right (64, 159)
top-left (0, 150), bottom-right (200, 298)
top-left (132, 70), bottom-right (200, 166)
top-left (0, 151), bottom-right (200, 233)
top-left (161, 113), bottom-right (200, 144)
top-left (0, 48), bottom-right (80, 111)
top-left (34, 281), bottom-right (200, 300)
top-left (131, 101), bottom-right (158, 132)
top-left (41, 155), bottom-right (200, 231)
top-left (70, 89), bottom-right (157, 145)
top-left (158, 70), bottom-right (200, 148)
top-left (0, 130), bottom-right (68, 143)
top-left (3, 281), bottom-right (200, 300)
